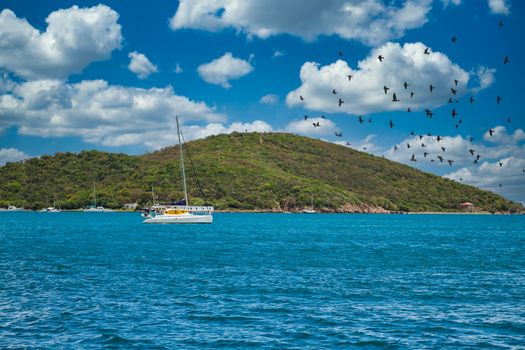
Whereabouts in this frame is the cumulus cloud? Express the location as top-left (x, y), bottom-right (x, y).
top-left (128, 51), bottom-right (158, 79)
top-left (0, 5), bottom-right (122, 80)
top-left (0, 78), bottom-right (228, 150)
top-left (170, 0), bottom-right (432, 46)
top-left (260, 94), bottom-right (279, 105)
top-left (285, 117), bottom-right (339, 137)
top-left (445, 157), bottom-right (524, 203)
top-left (0, 148), bottom-right (29, 166)
top-left (286, 42), bottom-right (477, 115)
top-left (174, 63), bottom-right (183, 74)
top-left (197, 52), bottom-right (253, 88)
top-left (441, 0), bottom-right (462, 6)
top-left (471, 66), bottom-right (496, 93)
top-left (484, 126), bottom-right (525, 144)
top-left (487, 0), bottom-right (511, 15)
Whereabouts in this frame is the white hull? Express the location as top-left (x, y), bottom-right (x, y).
top-left (143, 213), bottom-right (213, 224)
top-left (83, 207), bottom-right (113, 212)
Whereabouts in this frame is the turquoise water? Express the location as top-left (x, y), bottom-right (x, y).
top-left (1, 212), bottom-right (524, 349)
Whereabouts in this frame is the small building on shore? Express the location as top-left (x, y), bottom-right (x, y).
top-left (458, 202), bottom-right (475, 212)
top-left (123, 202), bottom-right (139, 210)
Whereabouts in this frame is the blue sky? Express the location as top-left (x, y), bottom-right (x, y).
top-left (0, 0), bottom-right (523, 203)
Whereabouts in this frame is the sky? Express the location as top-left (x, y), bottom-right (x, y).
top-left (0, 0), bottom-right (524, 203)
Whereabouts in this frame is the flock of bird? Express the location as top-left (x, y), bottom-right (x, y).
top-left (300, 20), bottom-right (522, 188)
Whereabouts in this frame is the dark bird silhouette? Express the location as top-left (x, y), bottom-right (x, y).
top-left (424, 48), bottom-right (430, 55)
top-left (410, 91), bottom-right (415, 98)
top-left (338, 51), bottom-right (343, 56)
top-left (335, 132), bottom-right (342, 137)
top-left (470, 96), bottom-right (476, 104)
top-left (300, 95), bottom-right (304, 101)
top-left (499, 162), bottom-right (503, 167)
top-left (507, 117), bottom-right (512, 122)
top-left (499, 20), bottom-right (504, 27)
top-left (394, 145), bottom-right (398, 151)
top-left (389, 120), bottom-right (394, 128)
top-left (332, 89), bottom-right (337, 94)
top-left (448, 160), bottom-right (454, 166)
top-left (499, 184), bottom-right (503, 187)
top-left (348, 75), bottom-right (353, 81)
top-left (448, 98), bottom-right (453, 103)
top-left (368, 118), bottom-right (373, 123)
top-left (304, 115), bottom-right (309, 121)
top-left (474, 159), bottom-right (478, 164)
top-left (383, 86), bottom-right (389, 94)
top-left (441, 147), bottom-right (446, 152)
top-left (470, 137), bottom-right (474, 142)
top-left (458, 119), bottom-right (463, 124)
top-left (455, 124), bottom-right (459, 129)
top-left (407, 143), bottom-right (411, 149)
top-left (378, 55), bottom-right (384, 62)
top-left (313, 122), bottom-right (320, 127)
top-left (497, 96), bottom-right (502, 104)
top-left (451, 88), bottom-right (458, 95)
top-left (454, 79), bottom-right (459, 86)
top-left (425, 109), bottom-right (433, 118)
top-left (407, 107), bottom-right (412, 112)
top-left (421, 143), bottom-right (426, 147)
top-left (489, 128), bottom-right (495, 136)
top-left (476, 154), bottom-right (481, 161)
top-left (451, 109), bottom-right (458, 118)
top-left (392, 93), bottom-right (400, 102)
top-left (404, 82), bottom-right (409, 90)
top-left (338, 98), bottom-right (344, 107)
top-left (504, 56), bottom-right (510, 64)
top-left (411, 154), bottom-right (417, 161)
top-left (320, 115), bottom-right (326, 119)
top-left (437, 136), bottom-right (443, 142)
top-left (410, 130), bottom-right (415, 135)
top-left (424, 152), bottom-right (428, 158)
top-left (429, 84), bottom-right (434, 92)
top-left (358, 116), bottom-right (364, 124)
top-left (438, 155), bottom-right (444, 163)
top-left (452, 36), bottom-right (457, 43)
top-left (469, 149), bottom-right (475, 155)
top-left (419, 135), bottom-right (424, 140)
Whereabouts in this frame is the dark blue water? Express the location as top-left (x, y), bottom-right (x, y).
top-left (1, 213), bottom-right (524, 349)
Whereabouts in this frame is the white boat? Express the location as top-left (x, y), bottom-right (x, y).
top-left (6, 205), bottom-right (25, 211)
top-left (40, 194), bottom-right (62, 212)
top-left (83, 184), bottom-right (113, 212)
top-left (143, 116), bottom-right (213, 224)
top-left (303, 196), bottom-right (318, 214)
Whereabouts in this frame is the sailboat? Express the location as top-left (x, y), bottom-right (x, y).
top-left (40, 194), bottom-right (62, 212)
top-left (303, 196), bottom-right (318, 214)
top-left (143, 116), bottom-right (213, 224)
top-left (83, 184), bottom-right (113, 212)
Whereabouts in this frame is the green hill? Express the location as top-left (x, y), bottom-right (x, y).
top-left (0, 132), bottom-right (522, 213)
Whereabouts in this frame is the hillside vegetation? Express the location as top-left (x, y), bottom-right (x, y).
top-left (0, 132), bottom-right (522, 212)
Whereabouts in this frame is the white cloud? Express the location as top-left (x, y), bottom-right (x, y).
top-left (441, 0), bottom-right (462, 6)
top-left (0, 148), bottom-right (29, 166)
top-left (285, 117), bottom-right (339, 137)
top-left (471, 66), bottom-right (496, 93)
top-left (484, 126), bottom-right (525, 144)
top-left (197, 52), bottom-right (253, 88)
top-left (445, 157), bottom-right (525, 203)
top-left (128, 51), bottom-right (158, 79)
top-left (273, 50), bottom-right (285, 58)
top-left (260, 94), bottom-right (279, 105)
top-left (170, 0), bottom-right (432, 46)
top-left (174, 63), bottom-right (183, 74)
top-left (487, 0), bottom-right (511, 15)
top-left (286, 42), bottom-right (477, 115)
top-left (0, 5), bottom-right (122, 80)
top-left (0, 78), bottom-right (228, 150)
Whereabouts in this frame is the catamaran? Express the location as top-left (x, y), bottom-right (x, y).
top-left (143, 116), bottom-right (213, 224)
top-left (83, 184), bottom-right (113, 212)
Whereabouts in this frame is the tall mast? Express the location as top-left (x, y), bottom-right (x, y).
top-left (176, 116), bottom-right (188, 205)
top-left (93, 183), bottom-right (97, 207)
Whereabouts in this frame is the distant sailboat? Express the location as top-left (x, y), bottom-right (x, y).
top-left (83, 184), bottom-right (113, 212)
top-left (143, 116), bottom-right (213, 224)
top-left (303, 196), bottom-right (318, 214)
top-left (40, 194), bottom-right (62, 212)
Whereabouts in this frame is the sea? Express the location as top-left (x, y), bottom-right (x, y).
top-left (0, 212), bottom-right (524, 349)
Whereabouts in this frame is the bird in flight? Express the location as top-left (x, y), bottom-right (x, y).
top-left (441, 147), bottom-right (446, 152)
top-left (504, 56), bottom-right (510, 64)
top-left (452, 36), bottom-right (457, 43)
top-left (429, 84), bottom-right (435, 92)
top-left (378, 55), bottom-right (384, 62)
top-left (403, 82), bottom-right (409, 90)
top-left (300, 95), bottom-right (304, 101)
top-left (358, 116), bottom-right (364, 124)
top-left (407, 107), bottom-right (412, 112)
top-left (411, 154), bottom-right (417, 161)
top-left (451, 109), bottom-right (458, 118)
top-left (489, 128), bottom-right (495, 136)
top-left (383, 86), bottom-right (389, 94)
top-left (332, 89), bottom-right (337, 94)
top-left (424, 48), bottom-right (430, 55)
top-left (335, 132), bottom-right (342, 137)
top-left (348, 75), bottom-right (353, 81)
top-left (470, 96), bottom-right (476, 104)
top-left (451, 88), bottom-right (458, 95)
top-left (338, 51), bottom-right (343, 57)
top-left (454, 79), bottom-right (459, 86)
top-left (499, 20), bottom-right (504, 27)
top-left (436, 136), bottom-right (443, 142)
top-left (438, 155), bottom-right (444, 163)
top-left (448, 160), bottom-right (454, 166)
top-left (389, 120), bottom-right (395, 128)
top-left (425, 109), bottom-right (433, 118)
top-left (304, 115), bottom-right (309, 121)
top-left (497, 96), bottom-right (503, 104)
top-left (410, 92), bottom-right (415, 98)
top-left (392, 93), bottom-right (400, 102)
top-left (338, 98), bottom-right (344, 107)
top-left (469, 149), bottom-right (476, 155)
top-left (424, 152), bottom-right (428, 158)
top-left (313, 121), bottom-right (320, 128)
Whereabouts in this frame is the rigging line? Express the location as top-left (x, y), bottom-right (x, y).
top-left (179, 127), bottom-right (208, 204)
